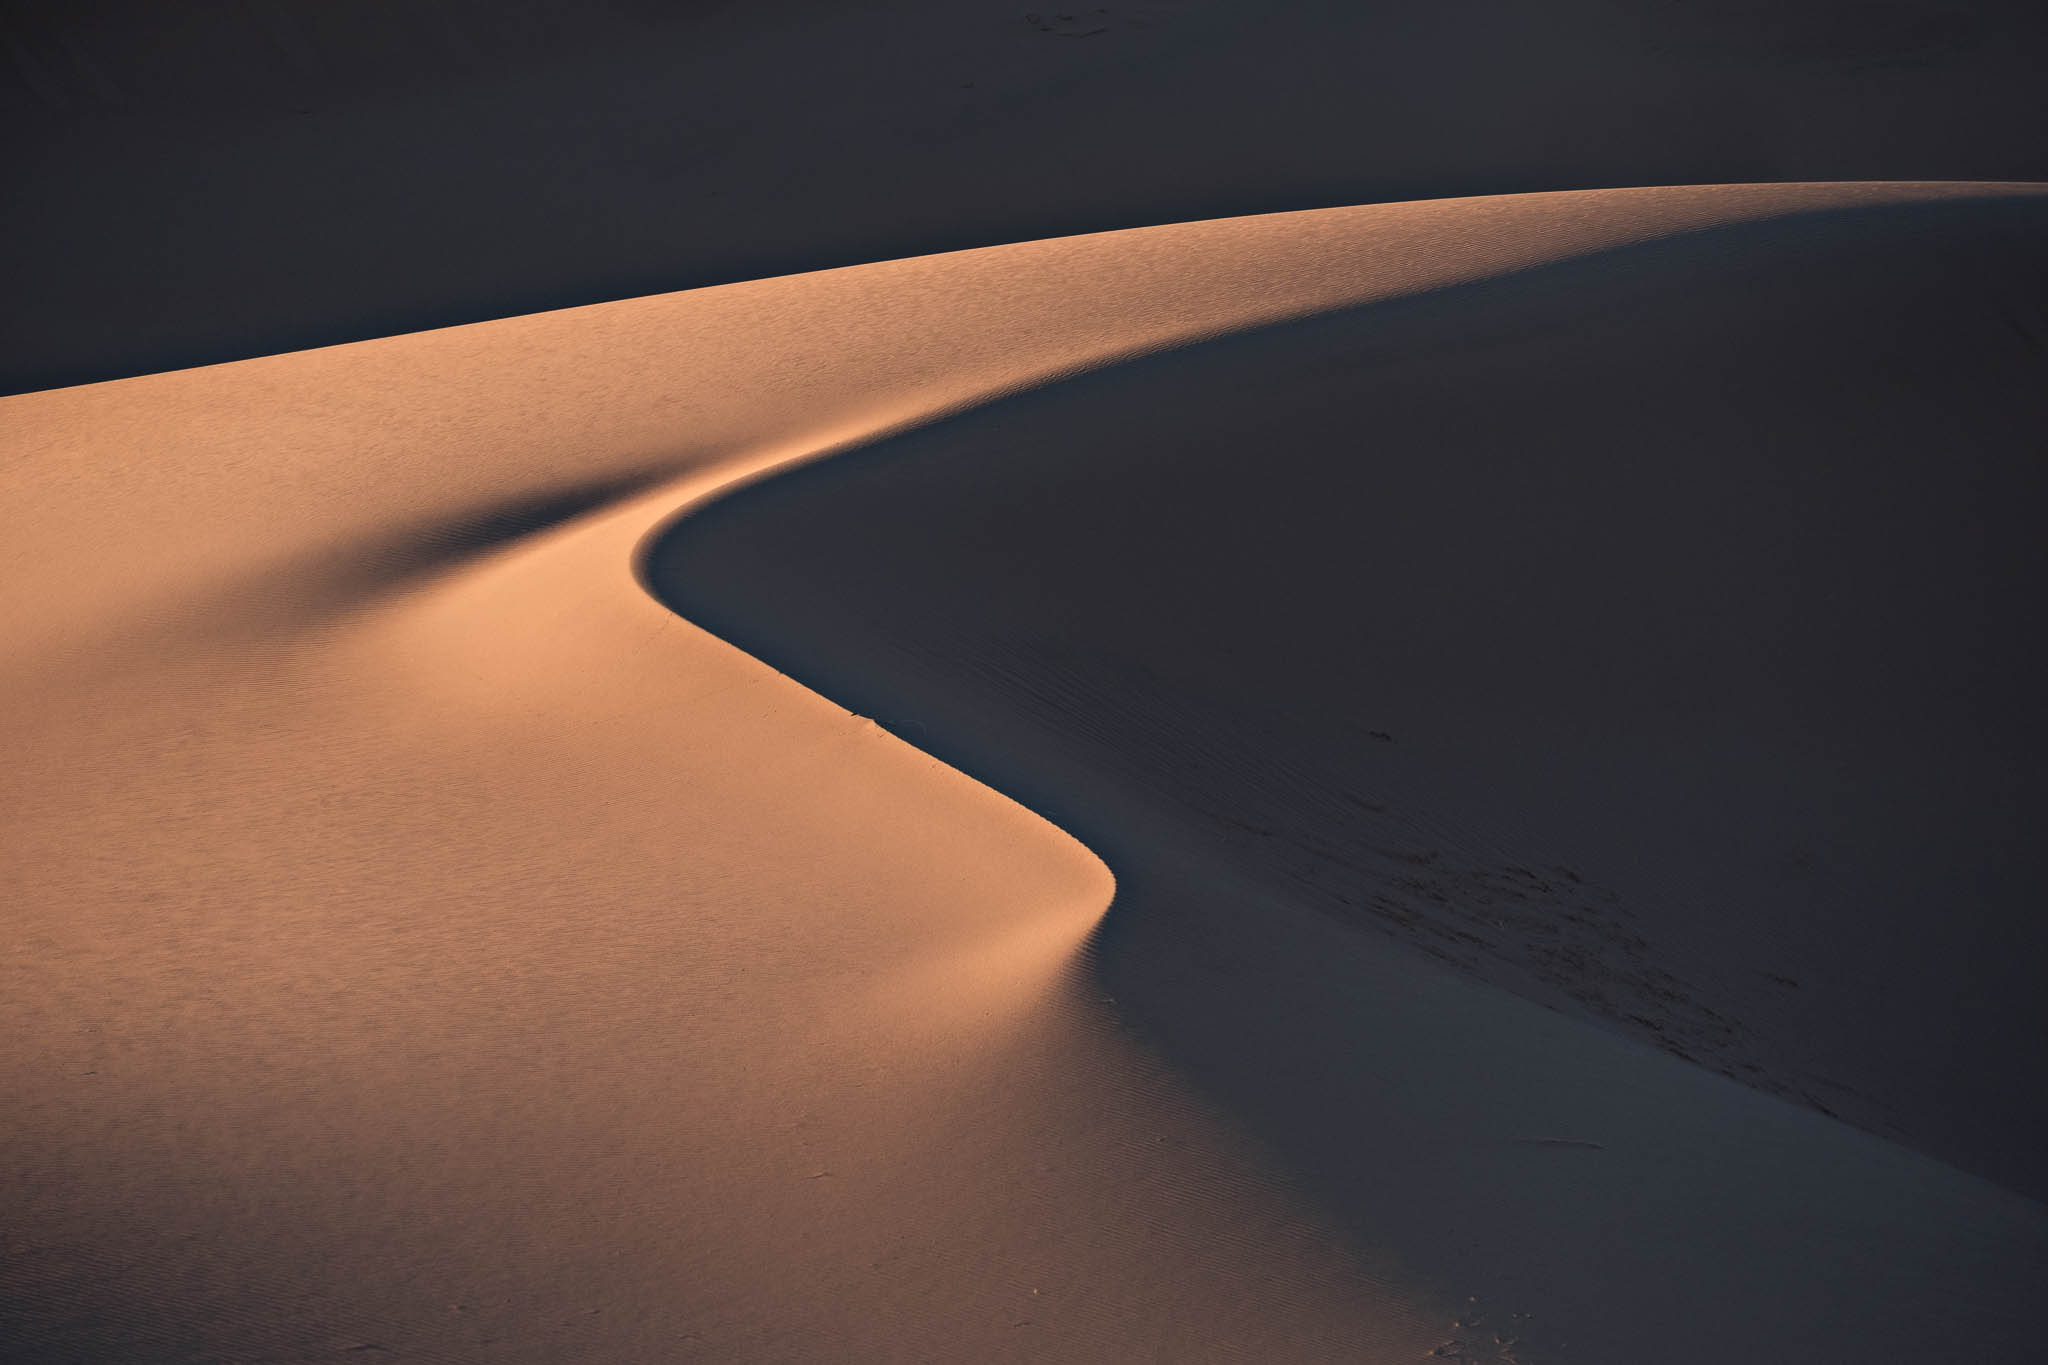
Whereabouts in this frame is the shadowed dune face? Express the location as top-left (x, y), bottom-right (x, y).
top-left (7, 0), bottom-right (2048, 392)
top-left (648, 195), bottom-right (2048, 1203)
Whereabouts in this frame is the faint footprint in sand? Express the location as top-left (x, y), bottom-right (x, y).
top-left (1025, 9), bottom-right (1111, 37)
top-left (1428, 1295), bottom-right (1561, 1364)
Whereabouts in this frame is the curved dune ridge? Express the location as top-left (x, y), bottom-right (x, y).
top-left (2, 183), bottom-right (2045, 1361)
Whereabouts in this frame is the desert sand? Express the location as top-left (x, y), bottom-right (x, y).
top-left (8, 181), bottom-right (2047, 1362)
top-left (6, 5), bottom-right (2048, 1364)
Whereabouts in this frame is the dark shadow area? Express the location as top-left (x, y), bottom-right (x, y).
top-left (181, 463), bottom-right (679, 637)
top-left (645, 196), bottom-right (2048, 1209)
top-left (8, 0), bottom-right (2048, 393)
top-left (322, 464), bottom-right (670, 596)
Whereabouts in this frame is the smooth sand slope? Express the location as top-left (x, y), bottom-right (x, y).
top-left (5, 184), bottom-right (2047, 1361)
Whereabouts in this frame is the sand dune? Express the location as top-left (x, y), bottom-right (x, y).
top-left (651, 189), bottom-right (2048, 1202)
top-left (5, 182), bottom-right (2045, 1361)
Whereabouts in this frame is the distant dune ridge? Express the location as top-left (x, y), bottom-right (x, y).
top-left (7, 2), bottom-right (2048, 1363)
top-left (7, 180), bottom-right (2047, 1363)
top-left (7, 0), bottom-right (2048, 392)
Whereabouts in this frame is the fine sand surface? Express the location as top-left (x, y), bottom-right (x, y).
top-left (5, 183), bottom-right (2046, 1362)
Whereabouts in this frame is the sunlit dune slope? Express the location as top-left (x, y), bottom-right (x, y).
top-left (5, 183), bottom-right (2047, 1362)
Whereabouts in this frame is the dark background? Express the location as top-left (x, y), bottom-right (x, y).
top-left (6, 0), bottom-right (2048, 394)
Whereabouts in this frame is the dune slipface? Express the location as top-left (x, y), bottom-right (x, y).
top-left (5, 184), bottom-right (2047, 1362)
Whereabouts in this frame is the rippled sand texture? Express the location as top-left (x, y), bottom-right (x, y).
top-left (5, 183), bottom-right (2046, 1362)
